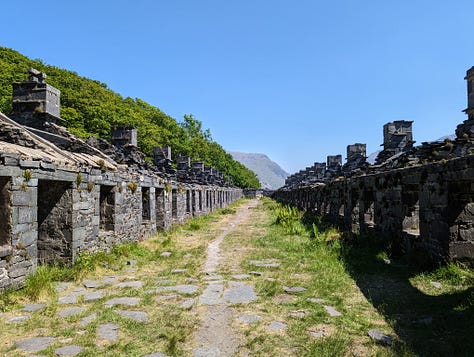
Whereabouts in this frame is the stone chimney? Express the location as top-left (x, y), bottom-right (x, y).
top-left (376, 121), bottom-right (414, 164)
top-left (177, 156), bottom-right (190, 171)
top-left (111, 126), bottom-right (137, 148)
top-left (153, 146), bottom-right (172, 165)
top-left (327, 155), bottom-right (342, 171)
top-left (382, 121), bottom-right (414, 152)
top-left (313, 162), bottom-right (326, 179)
top-left (11, 68), bottom-right (61, 128)
top-left (343, 143), bottom-right (367, 173)
top-left (456, 66), bottom-right (474, 138)
top-left (192, 161), bottom-right (204, 171)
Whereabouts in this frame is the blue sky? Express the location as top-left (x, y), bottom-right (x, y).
top-left (2, 1), bottom-right (474, 173)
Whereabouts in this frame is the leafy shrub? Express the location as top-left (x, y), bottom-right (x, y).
top-left (275, 204), bottom-right (304, 234)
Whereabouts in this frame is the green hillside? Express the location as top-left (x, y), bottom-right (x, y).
top-left (0, 47), bottom-right (260, 188)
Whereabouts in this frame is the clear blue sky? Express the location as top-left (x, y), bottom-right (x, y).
top-left (2, 1), bottom-right (474, 173)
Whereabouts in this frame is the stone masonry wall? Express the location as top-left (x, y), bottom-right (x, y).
top-left (0, 163), bottom-right (242, 290)
top-left (274, 156), bottom-right (474, 263)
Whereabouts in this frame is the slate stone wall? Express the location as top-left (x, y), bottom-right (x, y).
top-left (0, 164), bottom-right (242, 290)
top-left (274, 156), bottom-right (474, 263)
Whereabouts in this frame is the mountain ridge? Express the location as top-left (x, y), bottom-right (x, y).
top-left (229, 151), bottom-right (289, 190)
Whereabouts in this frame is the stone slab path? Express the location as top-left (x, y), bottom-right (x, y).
top-left (192, 199), bottom-right (259, 356)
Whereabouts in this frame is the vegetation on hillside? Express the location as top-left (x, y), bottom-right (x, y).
top-left (0, 47), bottom-right (260, 188)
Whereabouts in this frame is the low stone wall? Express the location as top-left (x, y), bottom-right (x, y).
top-left (273, 155), bottom-right (474, 263)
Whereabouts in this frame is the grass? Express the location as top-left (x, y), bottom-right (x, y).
top-left (222, 198), bottom-right (474, 356)
top-left (0, 198), bottom-right (248, 356)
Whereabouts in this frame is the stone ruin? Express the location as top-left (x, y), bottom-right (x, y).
top-left (275, 66), bottom-right (474, 263)
top-left (0, 69), bottom-right (242, 290)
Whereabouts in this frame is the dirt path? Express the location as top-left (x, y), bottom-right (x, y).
top-left (191, 199), bottom-right (259, 356)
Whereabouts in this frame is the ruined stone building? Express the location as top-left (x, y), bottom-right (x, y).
top-left (274, 66), bottom-right (474, 263)
top-left (0, 69), bottom-right (242, 290)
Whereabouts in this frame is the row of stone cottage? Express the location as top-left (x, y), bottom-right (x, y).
top-left (0, 69), bottom-right (242, 290)
top-left (273, 66), bottom-right (474, 263)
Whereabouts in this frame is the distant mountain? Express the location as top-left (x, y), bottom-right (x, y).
top-left (367, 150), bottom-right (381, 164)
top-left (436, 134), bottom-right (456, 142)
top-left (229, 152), bottom-right (289, 190)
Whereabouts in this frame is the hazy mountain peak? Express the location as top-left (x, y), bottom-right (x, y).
top-left (229, 151), bottom-right (289, 190)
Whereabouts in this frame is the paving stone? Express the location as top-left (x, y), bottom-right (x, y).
top-left (55, 345), bottom-right (83, 356)
top-left (368, 329), bottom-right (392, 346)
top-left (58, 295), bottom-right (78, 304)
top-left (7, 315), bottom-right (31, 323)
top-left (237, 314), bottom-right (261, 324)
top-left (267, 321), bottom-right (287, 332)
top-left (289, 310), bottom-right (309, 318)
top-left (199, 284), bottom-right (223, 305)
top-left (180, 299), bottom-right (195, 310)
top-left (283, 286), bottom-right (307, 293)
top-left (228, 281), bottom-right (244, 287)
top-left (172, 284), bottom-right (199, 294)
top-left (193, 346), bottom-right (221, 357)
top-left (323, 305), bottom-right (342, 317)
top-left (308, 329), bottom-right (325, 339)
top-left (22, 303), bottom-right (45, 312)
top-left (16, 337), bottom-right (55, 352)
top-left (274, 294), bottom-right (296, 304)
top-left (142, 353), bottom-right (167, 357)
top-left (183, 253), bottom-right (193, 259)
top-left (307, 297), bottom-right (326, 304)
top-left (155, 279), bottom-right (172, 285)
top-left (116, 281), bottom-right (143, 289)
top-left (248, 260), bottom-right (280, 268)
top-left (249, 271), bottom-right (263, 276)
top-left (101, 276), bottom-right (119, 284)
top-left (124, 268), bottom-right (136, 273)
top-left (83, 280), bottom-right (101, 288)
top-left (154, 284), bottom-right (199, 295)
top-left (98, 323), bottom-right (119, 341)
top-left (160, 252), bottom-right (172, 257)
top-left (55, 282), bottom-right (73, 292)
top-left (84, 291), bottom-right (103, 303)
top-left (171, 269), bottom-right (187, 274)
top-left (104, 297), bottom-right (140, 307)
top-left (185, 278), bottom-right (199, 283)
top-left (79, 313), bottom-right (97, 327)
top-left (204, 273), bottom-right (223, 280)
top-left (115, 309), bottom-right (148, 322)
top-left (58, 307), bottom-right (86, 318)
top-left (72, 287), bottom-right (86, 294)
top-left (265, 277), bottom-right (276, 282)
top-left (126, 259), bottom-right (138, 266)
top-left (222, 284), bottom-right (257, 304)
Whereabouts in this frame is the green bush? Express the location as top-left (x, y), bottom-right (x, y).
top-left (275, 204), bottom-right (304, 234)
